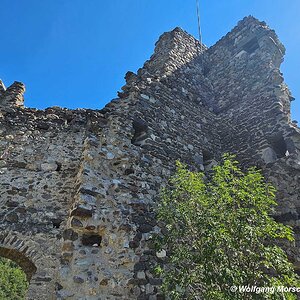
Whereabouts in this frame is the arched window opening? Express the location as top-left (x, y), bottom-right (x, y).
top-left (0, 247), bottom-right (37, 282)
top-left (0, 255), bottom-right (30, 300)
top-left (269, 135), bottom-right (288, 159)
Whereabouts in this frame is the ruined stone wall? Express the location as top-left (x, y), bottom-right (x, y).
top-left (206, 17), bottom-right (298, 165)
top-left (0, 15), bottom-right (299, 300)
top-left (0, 104), bottom-right (92, 298)
top-left (204, 17), bottom-right (300, 267)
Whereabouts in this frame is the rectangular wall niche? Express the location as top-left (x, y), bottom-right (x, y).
top-left (242, 37), bottom-right (260, 54)
top-left (81, 234), bottom-right (102, 247)
top-left (131, 119), bottom-right (148, 146)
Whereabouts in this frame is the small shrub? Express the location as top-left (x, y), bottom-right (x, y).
top-left (0, 257), bottom-right (28, 300)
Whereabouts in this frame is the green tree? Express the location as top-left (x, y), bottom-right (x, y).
top-left (155, 154), bottom-right (299, 300)
top-left (0, 257), bottom-right (28, 300)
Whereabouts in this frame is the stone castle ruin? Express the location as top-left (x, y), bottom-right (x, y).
top-left (0, 16), bottom-right (299, 299)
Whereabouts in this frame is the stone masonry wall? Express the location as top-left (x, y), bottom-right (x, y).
top-left (0, 15), bottom-right (299, 299)
top-left (205, 17), bottom-right (300, 267)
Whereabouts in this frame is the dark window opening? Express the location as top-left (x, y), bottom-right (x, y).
top-left (124, 168), bottom-right (135, 175)
top-left (81, 234), bottom-right (102, 247)
top-left (52, 219), bottom-right (62, 229)
top-left (243, 37), bottom-right (260, 54)
top-left (202, 150), bottom-right (217, 171)
top-left (269, 135), bottom-right (287, 159)
top-left (56, 282), bottom-right (63, 291)
top-left (55, 162), bottom-right (62, 172)
top-left (131, 119), bottom-right (148, 146)
top-left (202, 150), bottom-right (214, 164)
top-left (203, 65), bottom-right (210, 76)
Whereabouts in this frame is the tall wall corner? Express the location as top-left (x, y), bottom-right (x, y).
top-left (0, 80), bottom-right (25, 108)
top-left (140, 27), bottom-right (206, 78)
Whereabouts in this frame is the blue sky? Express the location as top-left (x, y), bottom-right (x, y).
top-left (0, 0), bottom-right (299, 122)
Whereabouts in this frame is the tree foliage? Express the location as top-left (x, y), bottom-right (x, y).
top-left (155, 154), bottom-right (299, 299)
top-left (0, 257), bottom-right (28, 300)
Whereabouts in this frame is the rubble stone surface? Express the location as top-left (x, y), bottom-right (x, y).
top-left (0, 16), bottom-right (299, 299)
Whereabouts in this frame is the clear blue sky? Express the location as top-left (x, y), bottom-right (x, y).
top-left (0, 0), bottom-right (299, 122)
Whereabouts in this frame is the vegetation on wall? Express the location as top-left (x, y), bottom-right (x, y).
top-left (0, 257), bottom-right (28, 300)
top-left (155, 154), bottom-right (299, 300)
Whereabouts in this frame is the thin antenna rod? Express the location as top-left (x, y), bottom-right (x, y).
top-left (196, 0), bottom-right (203, 50)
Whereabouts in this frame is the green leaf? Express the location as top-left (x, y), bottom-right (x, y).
top-left (154, 154), bottom-right (299, 300)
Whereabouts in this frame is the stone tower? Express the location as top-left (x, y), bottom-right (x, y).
top-left (0, 16), bottom-right (299, 299)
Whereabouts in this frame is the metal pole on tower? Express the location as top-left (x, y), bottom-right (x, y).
top-left (196, 0), bottom-right (203, 52)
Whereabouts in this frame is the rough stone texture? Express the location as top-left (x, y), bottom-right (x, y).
top-left (0, 16), bottom-right (299, 299)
